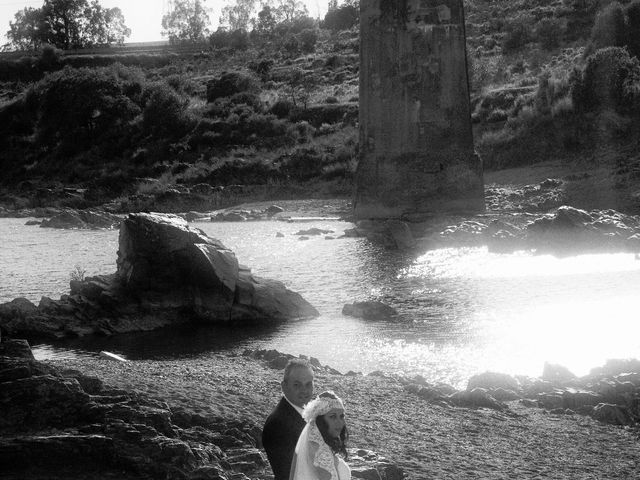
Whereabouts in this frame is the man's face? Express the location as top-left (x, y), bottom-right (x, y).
top-left (281, 366), bottom-right (314, 408)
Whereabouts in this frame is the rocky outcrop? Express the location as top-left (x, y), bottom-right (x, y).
top-left (0, 339), bottom-right (267, 480)
top-left (244, 348), bottom-right (343, 376)
top-left (294, 227), bottom-right (334, 236)
top-left (484, 177), bottom-right (567, 213)
top-left (342, 301), bottom-right (398, 320)
top-left (0, 340), bottom-right (407, 480)
top-left (0, 213), bottom-right (318, 340)
top-left (417, 206), bottom-right (640, 255)
top-left (39, 209), bottom-right (122, 229)
top-left (343, 219), bottom-right (416, 250)
top-left (524, 206), bottom-right (640, 253)
top-left (346, 176), bottom-right (640, 254)
top-left (0, 206), bottom-right (64, 219)
top-left (209, 204), bottom-right (286, 222)
top-left (402, 359), bottom-right (640, 427)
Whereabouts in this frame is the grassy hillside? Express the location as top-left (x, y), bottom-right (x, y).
top-left (0, 0), bottom-right (639, 213)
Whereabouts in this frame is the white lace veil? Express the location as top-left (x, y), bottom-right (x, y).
top-left (289, 392), bottom-right (345, 480)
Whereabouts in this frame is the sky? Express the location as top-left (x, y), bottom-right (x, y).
top-left (0, 0), bottom-right (329, 47)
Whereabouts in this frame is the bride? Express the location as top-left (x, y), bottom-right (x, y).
top-left (289, 391), bottom-right (351, 480)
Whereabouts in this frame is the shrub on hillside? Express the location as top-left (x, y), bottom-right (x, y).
top-left (206, 97), bottom-right (262, 120)
top-left (323, 5), bottom-right (359, 31)
top-left (166, 74), bottom-right (199, 96)
top-left (26, 65), bottom-right (143, 152)
top-left (325, 54), bottom-right (345, 69)
top-left (142, 82), bottom-right (192, 138)
top-left (229, 92), bottom-right (263, 110)
top-left (535, 70), bottom-right (573, 115)
top-left (206, 71), bottom-right (259, 102)
top-left (277, 16), bottom-right (316, 35)
top-left (283, 147), bottom-right (324, 181)
top-left (270, 98), bottom-right (294, 118)
top-left (321, 157), bottom-right (357, 181)
top-left (39, 45), bottom-right (62, 71)
top-left (87, 171), bottom-right (135, 198)
top-left (0, 56), bottom-right (38, 82)
top-left (197, 157), bottom-right (281, 185)
top-left (0, 47), bottom-right (62, 82)
top-left (248, 59), bottom-right (274, 79)
top-left (502, 15), bottom-right (534, 52)
top-left (298, 28), bottom-right (318, 54)
top-left (241, 113), bottom-right (298, 147)
top-left (550, 95), bottom-right (574, 118)
top-left (199, 108), bottom-right (298, 149)
top-left (206, 98), bottom-right (234, 118)
top-left (283, 34), bottom-right (300, 56)
top-left (571, 47), bottom-right (640, 114)
top-left (209, 28), bottom-right (250, 51)
top-left (536, 17), bottom-right (566, 50)
top-left (321, 142), bottom-right (357, 180)
top-left (469, 53), bottom-right (510, 90)
top-left (289, 103), bottom-right (359, 127)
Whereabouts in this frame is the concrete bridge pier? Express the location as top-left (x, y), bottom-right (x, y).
top-left (355, 0), bottom-right (484, 220)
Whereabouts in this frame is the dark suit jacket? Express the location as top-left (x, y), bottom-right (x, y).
top-left (262, 397), bottom-right (306, 480)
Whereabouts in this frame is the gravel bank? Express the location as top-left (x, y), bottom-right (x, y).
top-left (47, 352), bottom-right (640, 479)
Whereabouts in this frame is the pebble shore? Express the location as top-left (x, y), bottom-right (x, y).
top-left (47, 350), bottom-right (640, 479)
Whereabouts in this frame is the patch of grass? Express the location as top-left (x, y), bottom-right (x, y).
top-left (70, 265), bottom-right (86, 282)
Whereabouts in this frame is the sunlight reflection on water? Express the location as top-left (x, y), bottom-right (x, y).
top-left (2, 218), bottom-right (640, 387)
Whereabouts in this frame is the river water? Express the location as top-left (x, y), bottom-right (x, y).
top-left (1, 217), bottom-right (639, 388)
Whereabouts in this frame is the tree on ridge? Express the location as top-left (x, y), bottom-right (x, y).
top-left (5, 0), bottom-right (130, 50)
top-left (162, 0), bottom-right (212, 44)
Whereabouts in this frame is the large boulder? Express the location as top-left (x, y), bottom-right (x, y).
top-left (116, 213), bottom-right (318, 322)
top-left (116, 213), bottom-right (240, 318)
top-left (592, 403), bottom-right (636, 426)
top-left (0, 213), bottom-right (319, 340)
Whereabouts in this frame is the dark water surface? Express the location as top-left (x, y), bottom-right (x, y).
top-left (2, 217), bottom-right (639, 387)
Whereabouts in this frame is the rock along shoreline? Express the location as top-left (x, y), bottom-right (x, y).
top-left (3, 339), bottom-right (640, 479)
top-left (2, 191), bottom-right (640, 478)
top-left (0, 212), bottom-right (319, 341)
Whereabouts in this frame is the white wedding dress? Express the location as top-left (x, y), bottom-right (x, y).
top-left (290, 420), bottom-right (351, 480)
top-left (335, 456), bottom-right (351, 480)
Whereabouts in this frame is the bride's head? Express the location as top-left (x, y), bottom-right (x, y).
top-left (305, 390), bottom-right (349, 458)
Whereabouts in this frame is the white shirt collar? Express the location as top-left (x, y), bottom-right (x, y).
top-left (284, 395), bottom-right (304, 416)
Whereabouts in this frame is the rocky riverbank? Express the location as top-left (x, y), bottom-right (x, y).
top-left (2, 163), bottom-right (640, 479)
top-left (0, 212), bottom-right (318, 341)
top-left (0, 339), bottom-right (405, 480)
top-left (5, 161), bottom-right (640, 258)
top-left (4, 340), bottom-right (639, 479)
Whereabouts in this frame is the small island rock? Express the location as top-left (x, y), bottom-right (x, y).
top-left (342, 301), bottom-right (398, 320)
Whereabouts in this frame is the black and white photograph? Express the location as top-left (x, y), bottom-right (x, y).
top-left (1, 0), bottom-right (640, 478)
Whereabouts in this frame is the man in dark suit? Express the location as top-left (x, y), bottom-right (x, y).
top-left (262, 358), bottom-right (315, 480)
